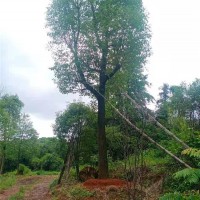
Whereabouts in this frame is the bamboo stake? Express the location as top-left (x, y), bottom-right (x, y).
top-left (123, 93), bottom-right (190, 149)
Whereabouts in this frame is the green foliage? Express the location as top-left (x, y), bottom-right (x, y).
top-left (17, 164), bottom-right (31, 175)
top-left (41, 153), bottom-right (63, 171)
top-left (0, 174), bottom-right (16, 192)
top-left (160, 192), bottom-right (200, 200)
top-left (31, 157), bottom-right (41, 170)
top-left (182, 148), bottom-right (200, 159)
top-left (143, 149), bottom-right (171, 167)
top-left (0, 94), bottom-right (24, 173)
top-left (160, 192), bottom-right (184, 200)
top-left (34, 170), bottom-right (59, 175)
top-left (106, 126), bottom-right (129, 160)
top-left (174, 168), bottom-right (200, 184)
top-left (172, 148), bottom-right (200, 186)
top-left (47, 0), bottom-right (151, 96)
top-left (53, 103), bottom-right (94, 140)
top-left (0, 94), bottom-right (38, 173)
top-left (68, 185), bottom-right (94, 199)
top-left (37, 137), bottom-right (63, 158)
top-left (162, 147), bottom-right (200, 196)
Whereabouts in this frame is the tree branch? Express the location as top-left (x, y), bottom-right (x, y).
top-left (105, 64), bottom-right (121, 82)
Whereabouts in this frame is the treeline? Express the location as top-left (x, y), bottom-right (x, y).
top-left (156, 79), bottom-right (200, 149)
top-left (0, 94), bottom-right (63, 174)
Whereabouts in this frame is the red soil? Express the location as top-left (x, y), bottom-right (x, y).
top-left (83, 178), bottom-right (128, 190)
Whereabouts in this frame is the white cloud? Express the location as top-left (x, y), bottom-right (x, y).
top-left (143, 0), bottom-right (200, 98)
top-left (29, 114), bottom-right (54, 138)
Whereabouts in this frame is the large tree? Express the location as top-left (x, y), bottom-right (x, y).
top-left (47, 0), bottom-right (151, 178)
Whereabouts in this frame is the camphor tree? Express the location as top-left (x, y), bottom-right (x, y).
top-left (46, 0), bottom-right (151, 178)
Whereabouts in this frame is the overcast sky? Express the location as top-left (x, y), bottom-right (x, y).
top-left (0, 0), bottom-right (200, 137)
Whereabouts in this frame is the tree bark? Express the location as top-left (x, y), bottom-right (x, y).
top-left (97, 85), bottom-right (109, 178)
top-left (58, 140), bottom-right (75, 184)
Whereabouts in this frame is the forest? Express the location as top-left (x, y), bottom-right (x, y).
top-left (1, 0), bottom-right (200, 199)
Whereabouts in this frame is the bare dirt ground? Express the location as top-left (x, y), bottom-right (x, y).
top-left (0, 175), bottom-right (56, 200)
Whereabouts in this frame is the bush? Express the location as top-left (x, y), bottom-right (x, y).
top-left (17, 164), bottom-right (31, 175)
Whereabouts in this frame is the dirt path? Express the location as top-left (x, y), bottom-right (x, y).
top-left (0, 175), bottom-right (56, 200)
top-left (24, 176), bottom-right (55, 200)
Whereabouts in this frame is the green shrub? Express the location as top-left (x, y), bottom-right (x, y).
top-left (17, 164), bottom-right (31, 175)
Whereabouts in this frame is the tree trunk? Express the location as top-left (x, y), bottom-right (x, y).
top-left (97, 87), bottom-right (109, 178)
top-left (0, 145), bottom-right (6, 174)
top-left (58, 140), bottom-right (75, 184)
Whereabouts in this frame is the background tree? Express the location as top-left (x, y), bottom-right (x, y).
top-left (47, 0), bottom-right (151, 178)
top-left (53, 102), bottom-right (97, 181)
top-left (0, 95), bottom-right (23, 174)
top-left (14, 113), bottom-right (38, 170)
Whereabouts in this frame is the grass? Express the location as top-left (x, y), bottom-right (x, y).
top-left (52, 184), bottom-right (94, 200)
top-left (0, 174), bottom-right (16, 192)
top-left (68, 184), bottom-right (94, 199)
top-left (8, 187), bottom-right (25, 200)
top-left (31, 170), bottom-right (60, 176)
